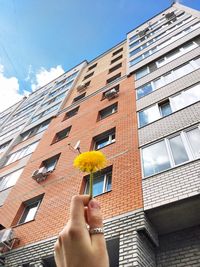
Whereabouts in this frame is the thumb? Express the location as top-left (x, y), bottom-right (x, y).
top-left (87, 198), bottom-right (103, 228)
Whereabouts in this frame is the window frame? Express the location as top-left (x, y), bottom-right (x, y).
top-left (110, 54), bottom-right (123, 64)
top-left (63, 106), bottom-right (79, 120)
top-left (42, 154), bottom-right (61, 172)
top-left (73, 93), bottom-right (86, 103)
top-left (52, 126), bottom-right (71, 144)
top-left (98, 103), bottom-right (118, 120)
top-left (106, 73), bottom-right (121, 85)
top-left (141, 126), bottom-right (200, 178)
top-left (17, 195), bottom-right (44, 225)
top-left (84, 166), bottom-right (112, 197)
top-left (136, 57), bottom-right (200, 99)
top-left (87, 63), bottom-right (97, 72)
top-left (112, 47), bottom-right (123, 56)
top-left (108, 63), bottom-right (122, 74)
top-left (94, 128), bottom-right (116, 150)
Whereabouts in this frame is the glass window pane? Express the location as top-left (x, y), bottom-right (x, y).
top-left (5, 169), bottom-right (23, 188)
top-left (135, 67), bottom-right (149, 80)
top-left (93, 176), bottom-right (104, 197)
top-left (137, 83), bottom-right (153, 99)
top-left (153, 78), bottom-right (165, 89)
top-left (106, 173), bottom-right (112, 192)
top-left (169, 135), bottom-right (189, 165)
top-left (142, 141), bottom-right (171, 177)
top-left (170, 84), bottom-right (200, 111)
top-left (130, 55), bottom-right (143, 66)
top-left (96, 137), bottom-right (110, 149)
top-left (187, 128), bottom-right (200, 158)
top-left (139, 105), bottom-right (160, 127)
top-left (173, 64), bottom-right (193, 79)
top-left (159, 102), bottom-right (172, 117)
top-left (24, 205), bottom-right (38, 223)
top-left (19, 202), bottom-right (39, 224)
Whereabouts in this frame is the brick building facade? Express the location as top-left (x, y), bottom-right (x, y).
top-left (0, 2), bottom-right (200, 267)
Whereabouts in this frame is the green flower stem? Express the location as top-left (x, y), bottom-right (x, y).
top-left (89, 172), bottom-right (93, 199)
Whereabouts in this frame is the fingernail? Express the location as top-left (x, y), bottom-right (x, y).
top-left (89, 199), bottom-right (100, 209)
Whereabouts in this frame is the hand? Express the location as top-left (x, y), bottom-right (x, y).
top-left (54, 195), bottom-right (109, 267)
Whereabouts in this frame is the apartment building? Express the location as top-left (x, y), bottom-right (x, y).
top-left (0, 2), bottom-right (200, 266)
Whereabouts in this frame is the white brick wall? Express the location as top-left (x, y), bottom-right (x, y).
top-left (143, 159), bottom-right (200, 210)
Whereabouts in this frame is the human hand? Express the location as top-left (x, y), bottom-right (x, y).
top-left (54, 195), bottom-right (109, 267)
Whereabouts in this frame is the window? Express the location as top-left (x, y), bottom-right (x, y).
top-left (136, 58), bottom-right (200, 99)
top-left (42, 92), bottom-right (66, 107)
top-left (42, 154), bottom-right (60, 172)
top-left (138, 83), bottom-right (200, 127)
top-left (111, 55), bottom-right (123, 64)
top-left (186, 128), bottom-right (200, 158)
top-left (83, 72), bottom-right (94, 80)
top-left (170, 83), bottom-right (200, 111)
top-left (102, 85), bottom-right (119, 100)
top-left (66, 71), bottom-right (79, 82)
top-left (112, 47), bottom-right (123, 56)
top-left (106, 238), bottom-right (119, 267)
top-left (73, 93), bottom-right (86, 103)
top-left (135, 66), bottom-right (149, 80)
top-left (31, 103), bottom-right (60, 122)
top-left (87, 63), bottom-right (97, 71)
top-left (52, 127), bottom-right (71, 143)
top-left (5, 141), bottom-right (39, 166)
top-left (94, 128), bottom-right (116, 150)
top-left (64, 106), bottom-right (79, 120)
top-left (21, 119), bottom-right (51, 141)
top-left (106, 73), bottom-right (121, 84)
top-left (0, 141), bottom-right (10, 153)
top-left (130, 22), bottom-right (200, 67)
top-left (129, 47), bottom-right (141, 57)
top-left (0, 169), bottom-right (23, 192)
top-left (156, 41), bottom-right (198, 68)
top-left (49, 81), bottom-right (73, 98)
top-left (84, 81), bottom-right (91, 87)
top-left (54, 78), bottom-right (67, 88)
top-left (169, 135), bottom-right (189, 165)
top-left (142, 127), bottom-right (200, 177)
top-left (84, 166), bottom-right (112, 197)
top-left (98, 103), bottom-right (118, 120)
top-left (158, 100), bottom-right (172, 117)
top-left (108, 63), bottom-right (122, 74)
top-left (18, 195), bottom-right (44, 224)
top-left (42, 256), bottom-right (56, 267)
top-left (0, 124), bottom-right (23, 142)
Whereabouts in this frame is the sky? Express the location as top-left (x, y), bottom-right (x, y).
top-left (0, 0), bottom-right (199, 112)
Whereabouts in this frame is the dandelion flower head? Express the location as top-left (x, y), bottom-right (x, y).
top-left (73, 151), bottom-right (106, 173)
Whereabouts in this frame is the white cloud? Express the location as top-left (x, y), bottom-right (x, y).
top-left (31, 65), bottom-right (64, 91)
top-left (0, 65), bottom-right (22, 112)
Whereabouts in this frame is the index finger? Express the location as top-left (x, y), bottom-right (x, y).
top-left (70, 195), bottom-right (90, 226)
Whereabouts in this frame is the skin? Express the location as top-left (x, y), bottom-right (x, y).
top-left (54, 195), bottom-right (109, 267)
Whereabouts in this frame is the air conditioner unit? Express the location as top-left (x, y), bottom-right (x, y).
top-left (165, 12), bottom-right (176, 20)
top-left (32, 167), bottom-right (49, 182)
top-left (0, 229), bottom-right (13, 245)
top-left (77, 83), bottom-right (87, 92)
top-left (104, 88), bottom-right (118, 100)
top-left (138, 27), bottom-right (149, 37)
top-left (0, 229), bottom-right (15, 252)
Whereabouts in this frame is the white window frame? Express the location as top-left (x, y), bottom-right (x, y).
top-left (141, 126), bottom-right (200, 178)
top-left (84, 168), bottom-right (112, 197)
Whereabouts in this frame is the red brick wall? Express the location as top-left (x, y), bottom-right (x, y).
top-left (0, 46), bottom-right (143, 247)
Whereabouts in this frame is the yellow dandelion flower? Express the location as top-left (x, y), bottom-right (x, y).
top-left (73, 151), bottom-right (107, 198)
top-left (73, 151), bottom-right (106, 173)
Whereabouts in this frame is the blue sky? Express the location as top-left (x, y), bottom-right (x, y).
top-left (0, 0), bottom-right (199, 111)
